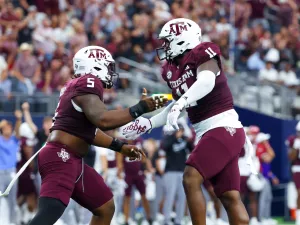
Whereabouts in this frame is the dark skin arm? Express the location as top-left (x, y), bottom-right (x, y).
top-left (93, 129), bottom-right (146, 160)
top-left (197, 58), bottom-right (220, 75)
top-left (74, 89), bottom-right (168, 131)
top-left (116, 153), bottom-right (124, 179)
top-left (288, 148), bottom-right (298, 162)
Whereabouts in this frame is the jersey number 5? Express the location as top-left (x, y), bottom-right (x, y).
top-left (205, 47), bottom-right (217, 58)
top-left (87, 77), bottom-right (95, 88)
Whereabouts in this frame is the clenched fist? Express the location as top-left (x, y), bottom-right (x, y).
top-left (120, 144), bottom-right (146, 161)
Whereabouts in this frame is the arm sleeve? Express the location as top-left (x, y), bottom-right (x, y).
top-left (176, 70), bottom-right (216, 108)
top-left (150, 101), bottom-right (185, 128)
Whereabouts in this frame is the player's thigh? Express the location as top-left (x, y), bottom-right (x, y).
top-left (186, 127), bottom-right (245, 180)
top-left (124, 174), bottom-right (134, 197)
top-left (134, 174), bottom-right (146, 196)
top-left (72, 164), bottom-right (113, 214)
top-left (38, 143), bottom-right (82, 206)
top-left (210, 155), bottom-right (241, 197)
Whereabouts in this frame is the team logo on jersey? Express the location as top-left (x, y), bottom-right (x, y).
top-left (88, 49), bottom-right (107, 59)
top-left (167, 71), bottom-right (172, 79)
top-left (225, 127), bottom-right (236, 136)
top-left (169, 22), bottom-right (188, 36)
top-left (57, 148), bottom-right (70, 162)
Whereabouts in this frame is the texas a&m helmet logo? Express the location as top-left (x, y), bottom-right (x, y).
top-left (88, 48), bottom-right (107, 59)
top-left (169, 22), bottom-right (188, 36)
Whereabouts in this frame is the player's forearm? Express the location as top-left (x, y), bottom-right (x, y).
top-left (288, 149), bottom-right (298, 161)
top-left (93, 129), bottom-right (126, 152)
top-left (176, 71), bottom-right (216, 108)
top-left (97, 108), bottom-right (134, 131)
top-left (150, 101), bottom-right (175, 128)
top-left (150, 101), bottom-right (185, 128)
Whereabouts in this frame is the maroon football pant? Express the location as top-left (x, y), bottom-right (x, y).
top-left (186, 127), bottom-right (245, 197)
top-left (38, 142), bottom-right (113, 211)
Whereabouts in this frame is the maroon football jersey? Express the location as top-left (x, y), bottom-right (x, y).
top-left (286, 135), bottom-right (300, 166)
top-left (123, 139), bottom-right (144, 175)
top-left (161, 42), bottom-right (233, 124)
top-left (50, 74), bottom-right (104, 144)
top-left (106, 151), bottom-right (117, 168)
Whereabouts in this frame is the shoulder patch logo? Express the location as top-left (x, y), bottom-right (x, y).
top-left (167, 71), bottom-right (172, 79)
top-left (225, 127), bottom-right (236, 136)
top-left (57, 148), bottom-right (70, 162)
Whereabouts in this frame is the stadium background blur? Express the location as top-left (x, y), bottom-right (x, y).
top-left (0, 0), bottom-right (300, 225)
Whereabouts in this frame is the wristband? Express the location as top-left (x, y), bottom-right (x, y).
top-left (109, 138), bottom-right (127, 152)
top-left (129, 100), bottom-right (149, 118)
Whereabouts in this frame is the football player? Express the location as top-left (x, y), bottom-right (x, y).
top-left (121, 18), bottom-right (249, 225)
top-left (287, 122), bottom-right (300, 225)
top-left (26, 46), bottom-right (167, 225)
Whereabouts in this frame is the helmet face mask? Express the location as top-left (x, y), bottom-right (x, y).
top-left (156, 38), bottom-right (172, 61)
top-left (156, 18), bottom-right (202, 62)
top-left (73, 46), bottom-right (119, 89)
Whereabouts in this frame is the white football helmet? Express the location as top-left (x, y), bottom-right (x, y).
top-left (73, 46), bottom-right (118, 88)
top-left (156, 18), bottom-right (202, 61)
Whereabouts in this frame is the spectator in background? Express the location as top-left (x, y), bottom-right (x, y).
top-left (255, 133), bottom-right (278, 225)
top-left (40, 59), bottom-right (63, 94)
top-left (0, 68), bottom-right (12, 100)
top-left (278, 61), bottom-right (299, 87)
top-left (161, 124), bottom-right (193, 225)
top-left (152, 148), bottom-right (166, 224)
top-left (21, 102), bottom-right (51, 193)
top-left (69, 21), bottom-right (88, 50)
top-left (258, 61), bottom-right (279, 84)
top-left (0, 110), bottom-right (22, 225)
top-left (52, 13), bottom-right (74, 45)
top-left (17, 121), bottom-right (38, 224)
top-left (12, 43), bottom-right (41, 95)
top-left (16, 5), bottom-right (39, 45)
top-left (117, 138), bottom-right (153, 225)
top-left (32, 17), bottom-right (56, 56)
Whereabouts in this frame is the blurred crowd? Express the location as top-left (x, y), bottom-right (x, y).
top-left (0, 0), bottom-right (300, 104)
top-left (0, 101), bottom-right (285, 225)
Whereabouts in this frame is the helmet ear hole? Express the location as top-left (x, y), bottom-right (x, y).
top-left (177, 41), bottom-right (184, 45)
top-left (94, 67), bottom-right (101, 71)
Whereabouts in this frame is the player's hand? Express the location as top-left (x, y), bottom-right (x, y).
top-left (140, 88), bottom-right (168, 112)
top-left (141, 88), bottom-right (148, 100)
top-left (120, 117), bottom-right (152, 140)
top-left (120, 144), bottom-right (146, 161)
top-left (166, 103), bottom-right (183, 131)
top-left (14, 110), bottom-right (22, 120)
top-left (21, 102), bottom-right (30, 111)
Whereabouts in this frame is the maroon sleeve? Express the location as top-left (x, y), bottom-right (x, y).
top-left (72, 74), bottom-right (104, 100)
top-left (192, 42), bottom-right (222, 68)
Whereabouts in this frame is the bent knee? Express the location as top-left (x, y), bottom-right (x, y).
top-left (93, 199), bottom-right (115, 217)
top-left (220, 191), bottom-right (241, 209)
top-left (183, 166), bottom-right (203, 188)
